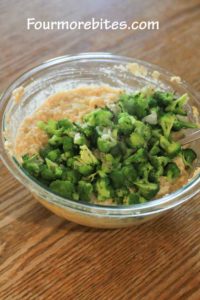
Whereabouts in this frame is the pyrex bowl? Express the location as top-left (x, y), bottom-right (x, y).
top-left (0, 53), bottom-right (200, 228)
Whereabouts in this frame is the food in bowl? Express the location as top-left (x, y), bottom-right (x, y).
top-left (15, 84), bottom-right (198, 205)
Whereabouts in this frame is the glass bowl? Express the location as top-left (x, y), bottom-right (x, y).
top-left (0, 52), bottom-right (199, 228)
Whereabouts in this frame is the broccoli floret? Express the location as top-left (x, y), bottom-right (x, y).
top-left (57, 118), bottom-right (74, 129)
top-left (124, 148), bottom-right (148, 165)
top-left (49, 180), bottom-right (74, 198)
top-left (83, 108), bottom-right (113, 127)
top-left (172, 118), bottom-right (198, 131)
top-left (164, 162), bottom-right (180, 180)
top-left (119, 93), bottom-right (149, 118)
top-left (134, 180), bottom-right (159, 200)
top-left (115, 188), bottom-right (129, 204)
top-left (159, 113), bottom-right (175, 138)
top-left (22, 154), bottom-right (43, 177)
top-left (129, 132), bottom-right (146, 148)
top-left (126, 193), bottom-right (147, 205)
top-left (129, 121), bottom-right (152, 148)
top-left (99, 153), bottom-right (119, 174)
top-left (47, 149), bottom-right (61, 162)
top-left (45, 158), bottom-right (63, 178)
top-left (117, 112), bottom-right (136, 134)
top-left (78, 181), bottom-right (93, 202)
top-left (39, 145), bottom-right (54, 159)
top-left (73, 132), bottom-right (87, 146)
top-left (73, 145), bottom-right (98, 175)
top-left (149, 141), bottom-right (161, 155)
top-left (62, 136), bottom-right (74, 151)
top-left (148, 156), bottom-right (170, 182)
top-left (154, 91), bottom-right (175, 107)
top-left (122, 165), bottom-right (137, 186)
top-left (137, 162), bottom-right (153, 181)
top-left (48, 135), bottom-right (63, 146)
top-left (37, 120), bottom-right (59, 136)
top-left (61, 168), bottom-right (80, 184)
top-left (77, 123), bottom-right (94, 137)
top-left (110, 169), bottom-right (124, 188)
top-left (97, 128), bottom-right (118, 153)
top-left (181, 148), bottom-right (197, 168)
top-left (166, 94), bottom-right (188, 115)
top-left (96, 178), bottom-right (113, 201)
top-left (160, 136), bottom-right (181, 158)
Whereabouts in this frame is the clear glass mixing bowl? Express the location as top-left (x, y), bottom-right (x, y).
top-left (0, 53), bottom-right (199, 228)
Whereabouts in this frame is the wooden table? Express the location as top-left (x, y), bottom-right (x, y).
top-left (0, 1), bottom-right (200, 299)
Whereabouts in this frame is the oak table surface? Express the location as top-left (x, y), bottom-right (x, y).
top-left (0, 1), bottom-right (200, 299)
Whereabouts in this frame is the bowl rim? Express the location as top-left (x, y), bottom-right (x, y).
top-left (0, 52), bottom-right (200, 216)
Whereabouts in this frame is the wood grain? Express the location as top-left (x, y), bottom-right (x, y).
top-left (0, 0), bottom-right (200, 299)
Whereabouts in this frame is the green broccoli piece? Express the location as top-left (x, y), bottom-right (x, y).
top-left (129, 132), bottom-right (146, 148)
top-left (160, 136), bottom-right (181, 158)
top-left (73, 132), bottom-right (87, 146)
top-left (126, 193), bottom-right (147, 205)
top-left (48, 135), bottom-right (63, 146)
top-left (49, 180), bottom-right (74, 198)
top-left (78, 181), bottom-right (93, 202)
top-left (164, 162), bottom-right (180, 180)
top-left (117, 112), bottom-right (136, 134)
top-left (154, 91), bottom-right (175, 107)
top-left (159, 113), bottom-right (176, 138)
top-left (39, 145), bottom-right (54, 159)
top-left (129, 121), bottom-right (151, 147)
top-left (45, 158), bottom-right (63, 178)
top-left (62, 136), bottom-right (74, 151)
top-left (122, 165), bottom-right (137, 186)
top-left (181, 148), bottom-right (197, 168)
top-left (124, 148), bottom-right (148, 165)
top-left (172, 118), bottom-right (198, 131)
top-left (119, 93), bottom-right (149, 118)
top-left (99, 153), bottom-right (119, 174)
top-left (22, 154), bottom-right (43, 177)
top-left (47, 149), bottom-right (61, 162)
top-left (37, 120), bottom-right (59, 136)
top-left (115, 188), bottom-right (129, 204)
top-left (74, 145), bottom-right (98, 175)
top-left (61, 168), bottom-right (80, 184)
top-left (166, 94), bottom-right (188, 115)
top-left (97, 128), bottom-right (118, 153)
top-left (110, 169), bottom-right (124, 188)
top-left (149, 141), bottom-right (161, 155)
top-left (134, 180), bottom-right (159, 200)
top-left (96, 178), bottom-right (113, 201)
top-left (57, 118), bottom-right (74, 129)
top-left (83, 108), bottom-right (113, 127)
top-left (137, 162), bottom-right (153, 181)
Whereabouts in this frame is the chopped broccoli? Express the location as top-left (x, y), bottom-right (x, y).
top-left (78, 181), bottom-right (93, 202)
top-left (134, 180), bottom-right (159, 200)
top-left (154, 91), bottom-right (175, 107)
top-left (83, 108), bottom-right (113, 127)
top-left (160, 136), bottom-right (181, 158)
top-left (22, 89), bottom-right (198, 205)
top-left (119, 92), bottom-right (149, 118)
top-left (22, 154), bottom-right (43, 177)
top-left (166, 94), bottom-right (188, 115)
top-left (173, 118), bottom-right (198, 131)
top-left (126, 193), bottom-right (147, 205)
top-left (62, 136), bottom-right (74, 151)
top-left (96, 178), bottom-right (113, 201)
top-left (118, 112), bottom-right (136, 134)
top-left (164, 162), bottom-right (180, 180)
top-left (49, 180), bottom-right (74, 198)
top-left (182, 148), bottom-right (197, 168)
top-left (97, 128), bottom-right (118, 153)
top-left (159, 113), bottom-right (175, 138)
